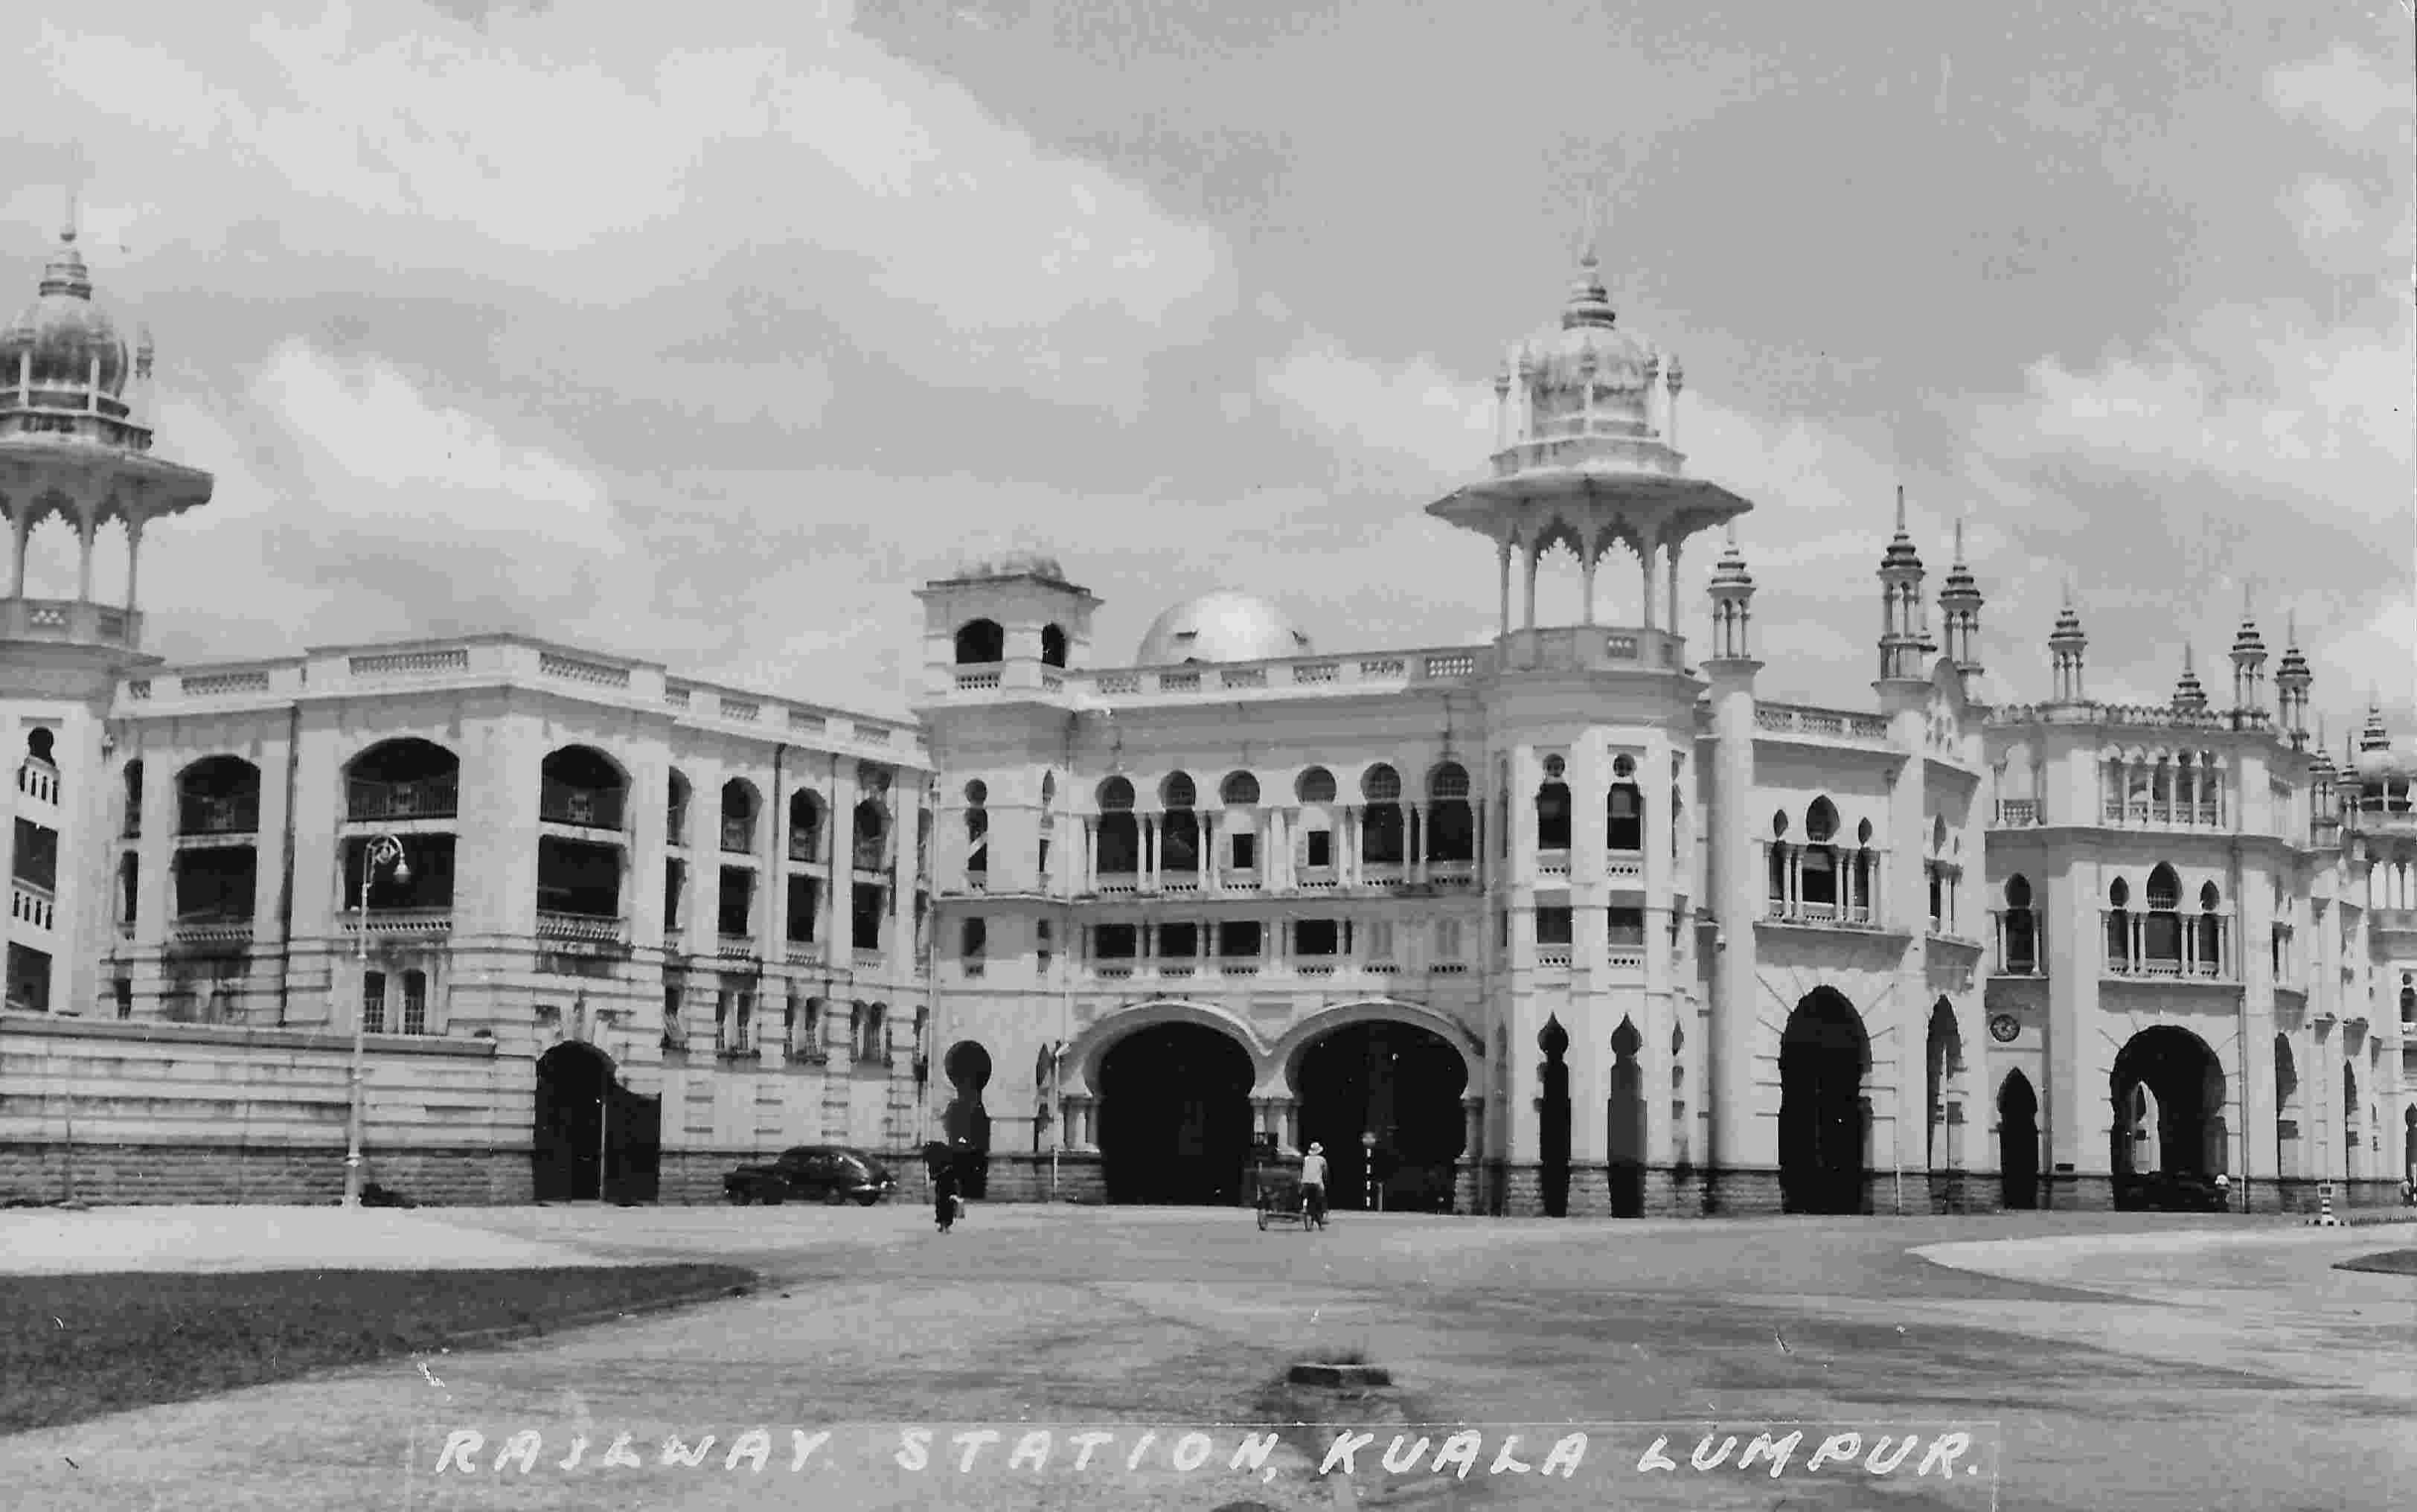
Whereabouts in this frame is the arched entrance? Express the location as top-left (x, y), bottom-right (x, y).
top-left (1099, 1024), bottom-right (1254, 1205)
top-left (533, 1042), bottom-right (660, 1203)
top-left (1295, 1019), bottom-right (1470, 1212)
top-left (942, 1041), bottom-right (993, 1198)
top-left (1997, 1071), bottom-right (2039, 1210)
top-left (1606, 1017), bottom-right (1646, 1218)
top-left (1779, 988), bottom-right (1869, 1214)
top-left (2109, 1025), bottom-right (2224, 1206)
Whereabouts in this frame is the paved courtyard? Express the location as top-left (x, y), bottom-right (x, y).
top-left (2, 1201), bottom-right (2411, 1510)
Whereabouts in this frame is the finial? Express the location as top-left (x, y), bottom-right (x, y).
top-left (63, 183), bottom-right (77, 245)
top-left (1580, 182), bottom-right (1600, 271)
top-left (1952, 517), bottom-right (1965, 563)
top-left (2183, 645), bottom-right (2194, 672)
top-left (1894, 484), bottom-right (1907, 534)
top-left (2241, 580), bottom-right (2253, 620)
top-left (2285, 607), bottom-right (2298, 645)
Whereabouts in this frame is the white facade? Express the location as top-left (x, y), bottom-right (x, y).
top-left (1, 232), bottom-right (2407, 1213)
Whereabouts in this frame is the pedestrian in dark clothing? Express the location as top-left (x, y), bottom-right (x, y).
top-left (925, 1141), bottom-right (958, 1233)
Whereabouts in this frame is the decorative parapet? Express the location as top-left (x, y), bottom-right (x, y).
top-left (1754, 703), bottom-right (1893, 743)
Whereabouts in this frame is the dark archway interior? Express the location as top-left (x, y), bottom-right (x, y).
top-left (1296, 1021), bottom-right (1469, 1212)
top-left (1606, 1017), bottom-right (1646, 1218)
top-left (1537, 1016), bottom-right (1570, 1218)
top-left (1779, 989), bottom-right (1869, 1214)
top-left (2109, 1027), bottom-right (2224, 1200)
top-left (532, 1042), bottom-right (659, 1205)
top-left (943, 1040), bottom-right (993, 1197)
top-left (1998, 1071), bottom-right (2040, 1210)
top-left (1099, 1025), bottom-right (1255, 1205)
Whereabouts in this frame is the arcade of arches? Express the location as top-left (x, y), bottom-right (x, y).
top-left (1093, 1016), bottom-right (1471, 1210)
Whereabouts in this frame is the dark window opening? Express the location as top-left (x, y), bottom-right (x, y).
top-left (664, 859), bottom-right (685, 932)
top-left (851, 883), bottom-right (886, 950)
top-left (343, 833), bottom-right (455, 910)
top-left (785, 875), bottom-right (819, 942)
top-left (173, 847), bottom-right (257, 921)
top-left (536, 837), bottom-right (621, 918)
top-left (1607, 906), bottom-right (1645, 948)
top-left (345, 738), bottom-right (461, 822)
top-left (1160, 809), bottom-right (1198, 873)
top-left (5, 943), bottom-right (53, 1013)
top-left (1040, 623), bottom-right (1068, 667)
top-left (1157, 921), bottom-right (1197, 957)
top-left (1218, 920), bottom-right (1261, 957)
top-left (12, 818), bottom-right (58, 890)
top-left (1427, 799), bottom-right (1474, 862)
top-left (1802, 847), bottom-right (1837, 907)
top-left (177, 757), bottom-right (261, 836)
top-left (954, 619), bottom-right (1005, 664)
top-left (1535, 906), bottom-right (1574, 946)
top-left (538, 747), bottom-right (626, 830)
top-left (1230, 830), bottom-right (1257, 870)
top-left (1363, 803), bottom-right (1404, 865)
top-left (1095, 922), bottom-right (1138, 958)
top-left (1304, 829), bottom-right (1332, 868)
top-left (1296, 919), bottom-right (1339, 955)
top-left (717, 866), bottom-right (754, 938)
top-left (1607, 784), bottom-right (1644, 852)
top-left (1535, 783), bottom-right (1572, 850)
top-left (1097, 813), bottom-right (1139, 874)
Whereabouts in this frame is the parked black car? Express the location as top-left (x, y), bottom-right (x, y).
top-left (724, 1146), bottom-right (897, 1205)
top-left (2115, 1170), bottom-right (2227, 1212)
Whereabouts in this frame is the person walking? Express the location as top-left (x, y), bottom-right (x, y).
top-left (1299, 1141), bottom-right (1329, 1227)
top-left (926, 1141), bottom-right (959, 1234)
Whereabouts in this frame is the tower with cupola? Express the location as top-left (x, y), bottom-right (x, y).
top-left (1424, 236), bottom-right (1755, 1214)
top-left (1, 222), bottom-right (215, 1020)
top-left (1937, 520), bottom-right (1985, 699)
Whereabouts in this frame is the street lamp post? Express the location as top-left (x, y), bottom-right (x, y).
top-left (342, 833), bottom-right (410, 1208)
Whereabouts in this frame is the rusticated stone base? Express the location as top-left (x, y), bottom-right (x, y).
top-left (0, 1141), bottom-right (529, 1208)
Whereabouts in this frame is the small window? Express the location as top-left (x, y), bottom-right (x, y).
top-left (1535, 906), bottom-right (1574, 946)
top-left (361, 971), bottom-right (388, 1034)
top-left (1295, 919), bottom-right (1340, 955)
top-left (1095, 923), bottom-right (1137, 958)
top-left (1218, 920), bottom-right (1261, 957)
top-left (1220, 771), bottom-right (1261, 806)
top-left (1305, 829), bottom-right (1333, 868)
top-left (402, 970), bottom-right (429, 1034)
top-left (1231, 831), bottom-right (1257, 870)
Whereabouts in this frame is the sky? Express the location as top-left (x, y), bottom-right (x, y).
top-left (4, 0), bottom-right (2410, 740)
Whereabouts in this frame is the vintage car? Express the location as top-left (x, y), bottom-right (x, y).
top-left (723, 1145), bottom-right (898, 1205)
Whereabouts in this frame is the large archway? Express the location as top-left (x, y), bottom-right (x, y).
top-left (1997, 1071), bottom-right (2040, 1210)
top-left (1098, 1024), bottom-right (1255, 1205)
top-left (1295, 1019), bottom-right (1470, 1212)
top-left (1779, 988), bottom-right (1869, 1214)
top-left (532, 1042), bottom-right (660, 1204)
top-left (2109, 1025), bottom-right (2224, 1203)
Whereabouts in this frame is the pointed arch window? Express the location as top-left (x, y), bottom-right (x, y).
top-left (1159, 772), bottom-right (1200, 876)
top-left (963, 780), bottom-right (989, 881)
top-left (1535, 755), bottom-right (1571, 851)
top-left (2106, 877), bottom-right (2131, 970)
top-left (1363, 763), bottom-right (1404, 866)
top-left (2196, 881), bottom-right (2222, 978)
top-left (1607, 757), bottom-right (1645, 853)
top-left (1426, 763), bottom-right (1474, 863)
top-left (2143, 863), bottom-right (2182, 969)
top-left (1095, 777), bottom-right (1139, 877)
top-left (2002, 875), bottom-right (2037, 974)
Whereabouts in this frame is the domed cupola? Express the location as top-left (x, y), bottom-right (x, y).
top-left (0, 227), bottom-right (132, 407)
top-left (1511, 246), bottom-right (1666, 446)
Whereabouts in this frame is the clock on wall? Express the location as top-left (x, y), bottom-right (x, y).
top-left (1988, 1013), bottom-right (2020, 1044)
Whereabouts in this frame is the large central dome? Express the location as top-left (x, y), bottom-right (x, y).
top-left (1134, 591), bottom-right (1312, 666)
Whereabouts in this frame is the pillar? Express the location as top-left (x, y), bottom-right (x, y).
top-left (1523, 542), bottom-right (1539, 631)
top-left (1581, 551), bottom-right (1598, 625)
top-left (1665, 541), bottom-right (1682, 643)
top-left (1640, 539), bottom-right (1657, 633)
top-left (1498, 540), bottom-right (1513, 638)
top-left (124, 514), bottom-right (144, 613)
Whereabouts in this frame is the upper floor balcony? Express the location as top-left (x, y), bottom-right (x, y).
top-left (0, 596), bottom-right (143, 651)
top-left (538, 778), bottom-right (625, 832)
top-left (345, 774), bottom-right (459, 823)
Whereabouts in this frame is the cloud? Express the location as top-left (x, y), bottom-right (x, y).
top-left (2265, 44), bottom-right (2414, 148)
top-left (17, 0), bottom-right (1233, 409)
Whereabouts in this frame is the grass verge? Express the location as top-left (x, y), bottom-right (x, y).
top-left (0, 1263), bottom-right (754, 1433)
top-left (2333, 1249), bottom-right (2417, 1277)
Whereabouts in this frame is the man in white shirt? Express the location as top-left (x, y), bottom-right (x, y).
top-left (1299, 1142), bottom-right (1329, 1226)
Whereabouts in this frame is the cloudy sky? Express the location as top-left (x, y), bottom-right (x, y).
top-left (5, 0), bottom-right (2410, 736)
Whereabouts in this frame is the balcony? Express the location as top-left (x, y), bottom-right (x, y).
top-left (1535, 850), bottom-right (1571, 880)
top-left (717, 933), bottom-right (757, 960)
top-left (170, 917), bottom-right (254, 948)
top-left (16, 760), bottom-right (58, 807)
top-left (852, 947), bottom-right (883, 970)
top-left (1, 597), bottom-right (141, 650)
top-left (535, 911), bottom-right (625, 946)
top-left (1767, 900), bottom-right (1877, 928)
top-left (1429, 859), bottom-right (1478, 887)
top-left (346, 776), bottom-right (459, 823)
top-left (10, 880), bottom-right (55, 931)
top-left (2104, 957), bottom-right (2224, 981)
top-left (1994, 799), bottom-right (2037, 827)
top-left (539, 782), bottom-right (624, 831)
top-left (851, 842), bottom-right (887, 874)
top-left (720, 819), bottom-right (753, 855)
top-left (1222, 868), bottom-right (1261, 892)
top-left (341, 906), bottom-right (453, 941)
top-left (2100, 799), bottom-right (2224, 829)
top-left (179, 796), bottom-right (260, 837)
top-left (788, 830), bottom-right (822, 864)
top-left (1536, 945), bottom-right (1572, 970)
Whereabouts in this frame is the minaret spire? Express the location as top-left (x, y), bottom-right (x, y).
top-left (1877, 484), bottom-right (1928, 682)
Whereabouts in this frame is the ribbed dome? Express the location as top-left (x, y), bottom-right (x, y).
top-left (1134, 591), bottom-right (1312, 666)
top-left (0, 229), bottom-right (130, 397)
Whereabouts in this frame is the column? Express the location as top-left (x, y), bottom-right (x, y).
top-left (1523, 544), bottom-right (1539, 631)
top-left (1462, 1095), bottom-right (1484, 1161)
top-left (9, 509), bottom-right (28, 596)
top-left (124, 516), bottom-right (144, 613)
top-left (758, 753), bottom-right (786, 964)
top-left (1639, 539), bottom-right (1657, 633)
top-left (1084, 819), bottom-right (1100, 893)
top-left (1205, 812), bottom-right (1223, 892)
top-left (1665, 541), bottom-right (1682, 644)
top-left (1581, 551), bottom-right (1598, 625)
top-left (1342, 804), bottom-right (1360, 885)
top-left (1142, 815), bottom-right (1158, 891)
top-left (1409, 804), bottom-right (1427, 883)
top-left (822, 756), bottom-right (856, 975)
top-left (1497, 541), bottom-right (1513, 638)
top-left (74, 514), bottom-right (96, 603)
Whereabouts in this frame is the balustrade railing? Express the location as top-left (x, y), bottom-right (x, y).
top-left (720, 817), bottom-right (753, 854)
top-left (179, 794), bottom-right (260, 836)
top-left (347, 776), bottom-right (459, 822)
top-left (539, 782), bottom-right (625, 830)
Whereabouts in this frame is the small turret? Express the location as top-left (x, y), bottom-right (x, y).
top-left (2273, 610), bottom-right (2312, 746)
top-left (1706, 524), bottom-right (1756, 662)
top-left (2048, 586), bottom-right (2088, 704)
top-left (2227, 586), bottom-right (2267, 724)
top-left (1876, 486), bottom-right (1930, 682)
top-left (2172, 647), bottom-right (2208, 714)
top-left (1937, 517), bottom-right (1984, 693)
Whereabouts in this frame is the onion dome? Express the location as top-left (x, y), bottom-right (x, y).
top-left (2172, 648), bottom-right (2208, 714)
top-left (1135, 590), bottom-right (1312, 665)
top-left (2349, 702), bottom-right (2414, 789)
top-left (1507, 245), bottom-right (1665, 440)
top-left (2274, 613), bottom-right (2311, 689)
top-left (0, 227), bottom-right (131, 397)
